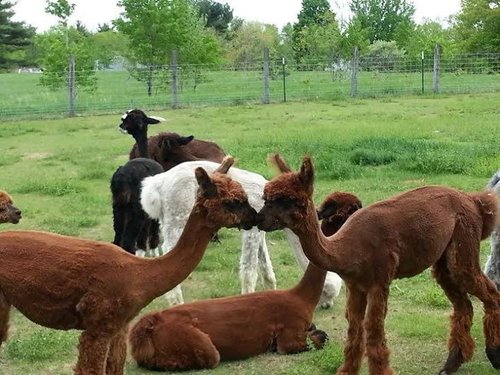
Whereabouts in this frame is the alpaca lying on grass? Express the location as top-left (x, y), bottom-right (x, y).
top-left (485, 170), bottom-right (500, 289)
top-left (257, 154), bottom-right (500, 375)
top-left (128, 191), bottom-right (361, 371)
top-left (0, 191), bottom-right (21, 224)
top-left (0, 157), bottom-right (257, 375)
top-left (141, 160), bottom-right (342, 308)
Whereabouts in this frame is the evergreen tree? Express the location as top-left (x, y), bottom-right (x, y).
top-left (0, 0), bottom-right (35, 70)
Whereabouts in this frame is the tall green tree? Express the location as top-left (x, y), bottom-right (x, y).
top-left (0, 0), bottom-right (35, 70)
top-left (452, 0), bottom-right (500, 53)
top-left (37, 0), bottom-right (96, 91)
top-left (348, 0), bottom-right (415, 43)
top-left (224, 21), bottom-right (280, 67)
top-left (292, 0), bottom-right (340, 63)
top-left (193, 0), bottom-right (233, 35)
top-left (115, 0), bottom-right (221, 95)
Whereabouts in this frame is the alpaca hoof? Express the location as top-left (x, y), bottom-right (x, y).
top-left (439, 349), bottom-right (464, 374)
top-left (486, 346), bottom-right (500, 369)
top-left (308, 329), bottom-right (329, 349)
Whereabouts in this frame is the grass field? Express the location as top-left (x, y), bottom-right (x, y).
top-left (0, 92), bottom-right (499, 374)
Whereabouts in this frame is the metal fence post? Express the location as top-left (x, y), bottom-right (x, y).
top-left (351, 46), bottom-right (359, 97)
top-left (433, 44), bottom-right (441, 94)
top-left (282, 57), bottom-right (287, 103)
top-left (171, 50), bottom-right (179, 109)
top-left (262, 47), bottom-right (270, 104)
top-left (421, 51), bottom-right (425, 94)
top-left (68, 55), bottom-right (76, 117)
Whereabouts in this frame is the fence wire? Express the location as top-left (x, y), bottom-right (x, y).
top-left (1, 51), bottom-right (499, 119)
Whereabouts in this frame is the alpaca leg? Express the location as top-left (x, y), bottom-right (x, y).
top-left (484, 230), bottom-right (500, 290)
top-left (432, 255), bottom-right (474, 374)
top-left (276, 329), bottom-right (309, 354)
top-left (148, 219), bottom-right (161, 256)
top-left (0, 291), bottom-right (11, 347)
top-left (74, 330), bottom-right (112, 375)
top-left (257, 231), bottom-right (277, 290)
top-left (449, 234), bottom-right (500, 369)
top-left (162, 225), bottom-right (185, 305)
top-left (336, 285), bottom-right (367, 375)
top-left (120, 206), bottom-right (145, 254)
top-left (364, 285), bottom-right (393, 375)
top-left (105, 326), bottom-right (128, 375)
top-left (112, 204), bottom-right (126, 248)
top-left (462, 272), bottom-right (500, 369)
top-left (130, 316), bottom-right (220, 371)
top-left (239, 229), bottom-right (260, 294)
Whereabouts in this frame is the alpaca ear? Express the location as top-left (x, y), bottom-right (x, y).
top-left (268, 153), bottom-right (292, 174)
top-left (195, 167), bottom-right (218, 197)
top-left (179, 135), bottom-right (194, 146)
top-left (299, 156), bottom-right (314, 196)
top-left (146, 115), bottom-right (166, 124)
top-left (214, 155), bottom-right (234, 174)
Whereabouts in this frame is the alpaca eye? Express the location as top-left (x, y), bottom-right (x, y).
top-left (224, 200), bottom-right (243, 211)
top-left (276, 197), bottom-right (297, 208)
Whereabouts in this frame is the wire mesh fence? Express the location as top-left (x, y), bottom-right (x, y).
top-left (1, 48), bottom-right (499, 119)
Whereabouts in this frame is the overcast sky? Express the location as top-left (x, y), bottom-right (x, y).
top-left (12, 0), bottom-right (462, 32)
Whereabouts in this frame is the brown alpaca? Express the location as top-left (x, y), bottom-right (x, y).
top-left (130, 132), bottom-right (226, 169)
top-left (0, 157), bottom-right (257, 375)
top-left (0, 191), bottom-right (21, 224)
top-left (257, 154), bottom-right (500, 375)
top-left (128, 191), bottom-right (362, 371)
top-left (317, 192), bottom-right (362, 237)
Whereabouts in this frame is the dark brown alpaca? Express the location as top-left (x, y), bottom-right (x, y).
top-left (0, 191), bottom-right (21, 224)
top-left (130, 132), bottom-right (226, 170)
top-left (128, 191), bottom-right (362, 371)
top-left (317, 192), bottom-right (362, 237)
top-left (257, 154), bottom-right (500, 375)
top-left (0, 157), bottom-right (257, 375)
top-left (120, 109), bottom-right (225, 170)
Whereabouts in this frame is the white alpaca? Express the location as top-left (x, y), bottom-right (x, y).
top-left (485, 170), bottom-right (500, 289)
top-left (141, 160), bottom-right (343, 308)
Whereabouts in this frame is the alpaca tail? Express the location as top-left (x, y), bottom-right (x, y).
top-left (129, 312), bottom-right (161, 369)
top-left (471, 190), bottom-right (499, 240)
top-left (140, 176), bottom-right (162, 220)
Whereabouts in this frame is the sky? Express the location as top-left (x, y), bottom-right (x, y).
top-left (11, 0), bottom-right (462, 32)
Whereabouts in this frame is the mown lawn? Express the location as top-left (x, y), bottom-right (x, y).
top-left (0, 92), bottom-right (498, 374)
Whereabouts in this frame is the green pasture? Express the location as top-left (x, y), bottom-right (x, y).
top-left (1, 68), bottom-right (499, 118)
top-left (0, 93), bottom-right (499, 374)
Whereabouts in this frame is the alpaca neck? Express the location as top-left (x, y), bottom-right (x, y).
top-left (134, 132), bottom-right (150, 158)
top-left (138, 205), bottom-right (216, 303)
top-left (291, 262), bottom-right (327, 307)
top-left (293, 204), bottom-right (345, 275)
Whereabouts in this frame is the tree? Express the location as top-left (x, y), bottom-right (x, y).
top-left (452, 0), bottom-right (500, 53)
top-left (36, 26), bottom-right (97, 91)
top-left (92, 30), bottom-right (128, 69)
top-left (0, 0), bottom-right (35, 70)
top-left (348, 0), bottom-right (415, 43)
top-left (45, 0), bottom-right (75, 27)
top-left (193, 0), bottom-right (233, 35)
top-left (115, 0), bottom-right (221, 95)
top-left (224, 21), bottom-right (280, 68)
top-left (37, 0), bottom-right (96, 91)
top-left (292, 0), bottom-right (340, 64)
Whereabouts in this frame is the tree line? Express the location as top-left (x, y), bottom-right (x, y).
top-left (1, 0), bottom-right (498, 93)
